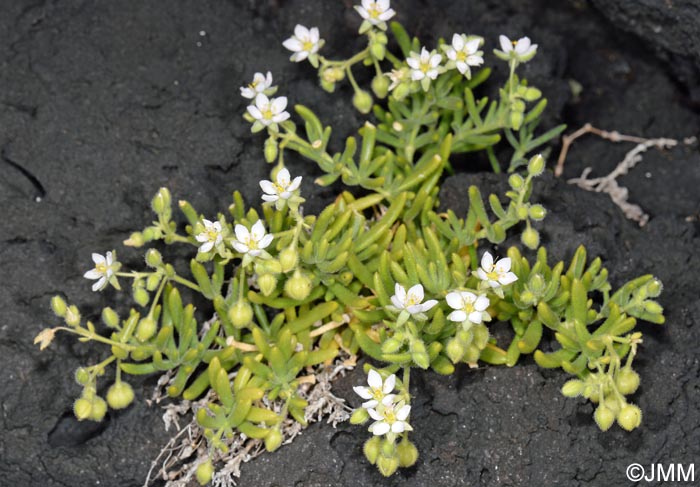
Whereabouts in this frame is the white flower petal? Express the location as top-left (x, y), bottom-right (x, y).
top-left (383, 374), bottom-right (396, 394)
top-left (234, 224), bottom-right (250, 243)
top-left (367, 369), bottom-right (382, 389)
top-left (392, 422), bottom-right (405, 433)
top-left (407, 284), bottom-right (424, 303)
top-left (354, 386), bottom-right (373, 399)
top-left (381, 394), bottom-right (396, 406)
top-left (92, 277), bottom-right (106, 292)
top-left (84, 269), bottom-right (101, 279)
top-left (446, 292), bottom-right (464, 310)
top-left (499, 35), bottom-right (512, 53)
top-left (283, 37), bottom-right (303, 52)
top-left (495, 257), bottom-right (512, 273)
top-left (261, 194), bottom-right (278, 202)
top-left (260, 180), bottom-right (277, 195)
top-left (468, 310), bottom-right (483, 324)
top-left (199, 241), bottom-right (214, 253)
top-left (371, 421), bottom-right (390, 436)
top-left (294, 24), bottom-right (309, 39)
top-left (258, 233), bottom-right (274, 250)
top-left (271, 96), bottom-right (288, 114)
top-left (250, 220), bottom-right (266, 241)
top-left (247, 105), bottom-right (262, 120)
top-left (499, 272), bottom-right (518, 285)
top-left (421, 299), bottom-right (438, 312)
top-left (362, 399), bottom-right (379, 409)
top-left (92, 253), bottom-right (105, 265)
top-left (367, 407), bottom-right (383, 421)
top-left (288, 176), bottom-right (302, 192)
top-left (232, 241), bottom-right (249, 253)
top-left (452, 33), bottom-right (464, 50)
top-left (396, 404), bottom-right (411, 421)
top-left (447, 310), bottom-right (467, 322)
top-left (474, 295), bottom-right (490, 311)
top-left (514, 37), bottom-right (531, 55)
top-left (481, 251), bottom-right (494, 271)
top-left (394, 283), bottom-right (406, 303)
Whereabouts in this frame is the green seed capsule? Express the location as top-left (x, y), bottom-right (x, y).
top-left (397, 439), bottom-right (419, 467)
top-left (106, 381), bottom-right (135, 410)
top-left (73, 398), bottom-right (93, 421)
top-left (363, 437), bottom-right (381, 464)
top-left (284, 270), bottom-right (312, 301)
top-left (350, 408), bottom-right (370, 425)
top-left (51, 296), bottom-right (67, 317)
top-left (615, 368), bottom-right (640, 395)
top-left (594, 404), bottom-right (615, 431)
top-left (135, 317), bottom-right (157, 342)
top-left (228, 301), bottom-right (254, 328)
top-left (196, 460), bottom-right (214, 486)
top-left (561, 379), bottom-right (584, 397)
top-left (617, 403), bottom-right (642, 431)
top-left (352, 90), bottom-right (373, 114)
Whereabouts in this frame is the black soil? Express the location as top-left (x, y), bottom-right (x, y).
top-left (1, 1), bottom-right (698, 486)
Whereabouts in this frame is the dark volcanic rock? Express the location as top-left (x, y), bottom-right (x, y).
top-left (1, 1), bottom-right (699, 486)
top-left (591, 0), bottom-right (700, 102)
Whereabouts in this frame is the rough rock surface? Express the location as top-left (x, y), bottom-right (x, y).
top-left (1, 1), bottom-right (698, 486)
top-left (591, 0), bottom-right (700, 102)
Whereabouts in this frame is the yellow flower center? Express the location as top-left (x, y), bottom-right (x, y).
top-left (420, 61), bottom-right (431, 73)
top-left (486, 270), bottom-right (500, 281)
top-left (384, 409), bottom-right (396, 423)
top-left (368, 7), bottom-right (380, 18)
top-left (206, 229), bottom-right (219, 241)
top-left (302, 40), bottom-right (314, 52)
top-left (262, 108), bottom-right (273, 120)
top-left (456, 51), bottom-right (467, 62)
top-left (95, 263), bottom-right (107, 274)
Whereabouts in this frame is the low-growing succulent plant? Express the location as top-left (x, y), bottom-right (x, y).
top-left (36, 1), bottom-right (665, 482)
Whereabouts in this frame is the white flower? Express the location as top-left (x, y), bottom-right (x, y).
top-left (246, 93), bottom-right (290, 127)
top-left (232, 220), bottom-right (273, 257)
top-left (407, 47), bottom-right (442, 82)
top-left (386, 67), bottom-right (409, 91)
top-left (367, 402), bottom-right (412, 436)
top-left (355, 0), bottom-right (396, 26)
top-left (476, 251), bottom-right (518, 288)
top-left (240, 71), bottom-right (274, 99)
top-left (446, 291), bottom-right (490, 324)
top-left (353, 369), bottom-right (396, 409)
top-left (195, 219), bottom-right (223, 253)
top-left (259, 168), bottom-right (302, 203)
top-left (390, 283), bottom-right (438, 315)
top-left (443, 34), bottom-right (484, 78)
top-left (83, 252), bottom-right (116, 292)
top-left (282, 25), bottom-right (322, 63)
top-left (495, 35), bottom-right (537, 63)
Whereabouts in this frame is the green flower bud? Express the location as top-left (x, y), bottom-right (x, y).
top-left (142, 227), bottom-right (158, 241)
top-left (101, 307), bottom-right (120, 328)
top-left (520, 290), bottom-right (536, 305)
top-left (509, 110), bottom-right (524, 130)
top-left (508, 174), bottom-right (524, 189)
top-left (381, 338), bottom-right (403, 354)
top-left (370, 41), bottom-right (386, 60)
top-left (516, 206), bottom-right (529, 220)
top-left (528, 273), bottom-right (546, 293)
top-left (258, 273), bottom-right (278, 296)
top-left (51, 296), bottom-right (67, 317)
top-left (603, 396), bottom-right (621, 415)
top-left (151, 187), bottom-right (171, 215)
top-left (646, 279), bottom-right (663, 297)
top-left (527, 154), bottom-right (545, 176)
top-left (124, 231), bottom-right (145, 247)
top-left (146, 273), bottom-right (162, 291)
top-left (456, 329), bottom-right (473, 345)
top-left (464, 344), bottom-right (481, 363)
top-left (380, 438), bottom-right (395, 457)
top-left (279, 246), bottom-right (299, 273)
top-left (65, 305), bottom-right (81, 327)
top-left (377, 455), bottom-right (399, 477)
top-left (616, 368), bottom-right (640, 395)
top-left (196, 460), bottom-right (214, 486)
top-left (130, 348), bottom-right (151, 361)
top-left (228, 301), bottom-right (254, 328)
top-left (89, 396), bottom-right (108, 421)
top-left (472, 324), bottom-right (490, 349)
top-left (353, 90), bottom-right (373, 114)
top-left (75, 368), bottom-right (90, 386)
top-left (107, 381), bottom-right (135, 410)
top-left (133, 287), bottom-right (150, 307)
top-left (521, 226), bottom-right (540, 250)
top-left (523, 87), bottom-right (542, 101)
top-left (561, 379), bottom-right (584, 397)
top-left (145, 249), bottom-right (162, 268)
top-left (582, 384), bottom-right (600, 403)
top-left (74, 398), bottom-right (93, 421)
top-left (446, 339), bottom-right (464, 364)
top-left (411, 339), bottom-right (430, 369)
top-left (643, 300), bottom-right (663, 315)
top-left (392, 82), bottom-right (410, 101)
top-left (529, 204), bottom-right (547, 221)
top-left (320, 78), bottom-right (336, 93)
top-left (617, 403), bottom-right (642, 431)
top-left (350, 408), bottom-right (370, 425)
top-left (135, 317), bottom-right (157, 342)
top-left (363, 437), bottom-right (381, 464)
top-left (264, 136), bottom-right (278, 163)
top-left (397, 439), bottom-right (419, 468)
top-left (284, 270), bottom-right (312, 301)
top-left (594, 404), bottom-right (615, 431)
top-left (265, 428), bottom-right (283, 452)
top-left (112, 344), bottom-right (129, 360)
top-left (371, 75), bottom-right (390, 99)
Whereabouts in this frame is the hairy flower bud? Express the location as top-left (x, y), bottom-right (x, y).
top-left (363, 437), bottom-right (381, 465)
top-left (397, 439), bottom-right (419, 467)
top-left (594, 404), bottom-right (615, 431)
top-left (65, 305), bottom-right (81, 327)
top-left (529, 204), bottom-right (546, 221)
top-left (258, 273), bottom-right (278, 296)
top-left (377, 455), bottom-right (399, 477)
top-left (74, 398), bottom-right (93, 421)
top-left (617, 403), bottom-right (642, 431)
top-left (353, 90), bottom-right (373, 114)
top-left (51, 296), bottom-right (67, 317)
top-left (561, 379), bottom-right (584, 397)
top-left (196, 460), bottom-right (214, 486)
top-left (371, 74), bottom-right (390, 99)
top-left (279, 246), bottom-right (299, 273)
top-left (264, 136), bottom-right (278, 163)
top-left (101, 307), bottom-right (120, 328)
top-left (229, 301), bottom-right (254, 328)
top-left (527, 154), bottom-right (545, 176)
top-left (265, 428), bottom-right (283, 452)
top-left (107, 381), bottom-right (135, 409)
top-left (508, 174), bottom-right (524, 190)
top-left (133, 287), bottom-right (150, 307)
top-left (381, 337), bottom-right (403, 354)
top-left (145, 249), bottom-right (162, 268)
top-left (135, 317), bottom-right (157, 342)
top-left (350, 407), bottom-right (370, 425)
top-left (89, 396), bottom-right (108, 421)
top-left (615, 368), bottom-right (640, 395)
top-left (284, 270), bottom-right (312, 301)
top-left (151, 187), bottom-right (171, 215)
top-left (521, 226), bottom-right (540, 250)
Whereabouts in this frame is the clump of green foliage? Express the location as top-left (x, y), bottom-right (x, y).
top-left (36, 3), bottom-right (665, 483)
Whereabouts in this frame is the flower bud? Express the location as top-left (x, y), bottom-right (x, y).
top-left (643, 300), bottom-right (663, 315)
top-left (107, 381), bottom-right (135, 409)
top-left (646, 279), bottom-right (663, 297)
top-left (196, 460), bottom-right (214, 486)
top-left (561, 379), bottom-right (584, 397)
top-left (65, 305), bottom-right (81, 327)
top-left (603, 396), bottom-right (621, 415)
top-left (508, 174), bottom-right (524, 190)
top-left (89, 396), bottom-right (108, 421)
top-left (456, 329), bottom-right (473, 345)
top-left (75, 368), bottom-right (90, 386)
top-left (264, 136), bottom-right (278, 163)
top-left (353, 90), bottom-right (373, 114)
top-left (594, 404), bottom-right (615, 431)
top-left (516, 206), bottom-right (529, 220)
top-left (146, 273), bottom-right (162, 291)
top-left (74, 398), bottom-right (93, 421)
top-left (363, 437), bottom-right (381, 464)
top-left (370, 41), bottom-right (386, 60)
top-left (527, 154), bottom-right (545, 176)
top-left (145, 249), bottom-right (162, 268)
top-left (101, 307), bottom-right (120, 328)
top-left (615, 368), bottom-right (640, 395)
top-left (320, 78), bottom-right (336, 93)
top-left (529, 204), bottom-right (547, 221)
top-left (464, 344), bottom-right (481, 363)
top-left (472, 324), bottom-right (490, 349)
top-left (133, 287), bottom-right (150, 307)
top-left (350, 408), bottom-right (370, 425)
top-left (124, 231), bottom-right (145, 247)
top-left (51, 296), bottom-right (67, 317)
top-left (381, 438), bottom-right (395, 457)
top-left (509, 110), bottom-right (524, 130)
top-left (151, 187), bottom-right (171, 215)
top-left (392, 82), bottom-right (410, 101)
top-left (371, 75), bottom-right (390, 99)
top-left (135, 317), bottom-right (157, 342)
top-left (284, 270), bottom-right (312, 301)
top-left (523, 87), bottom-right (542, 101)
top-left (617, 403), bottom-right (642, 431)
top-left (265, 428), bottom-right (283, 452)
top-left (521, 226), bottom-right (540, 250)
top-left (397, 439), bottom-right (419, 468)
top-left (258, 273), bottom-right (278, 296)
top-left (279, 246), bottom-right (299, 273)
top-left (377, 455), bottom-right (399, 477)
top-left (228, 301), bottom-right (254, 328)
